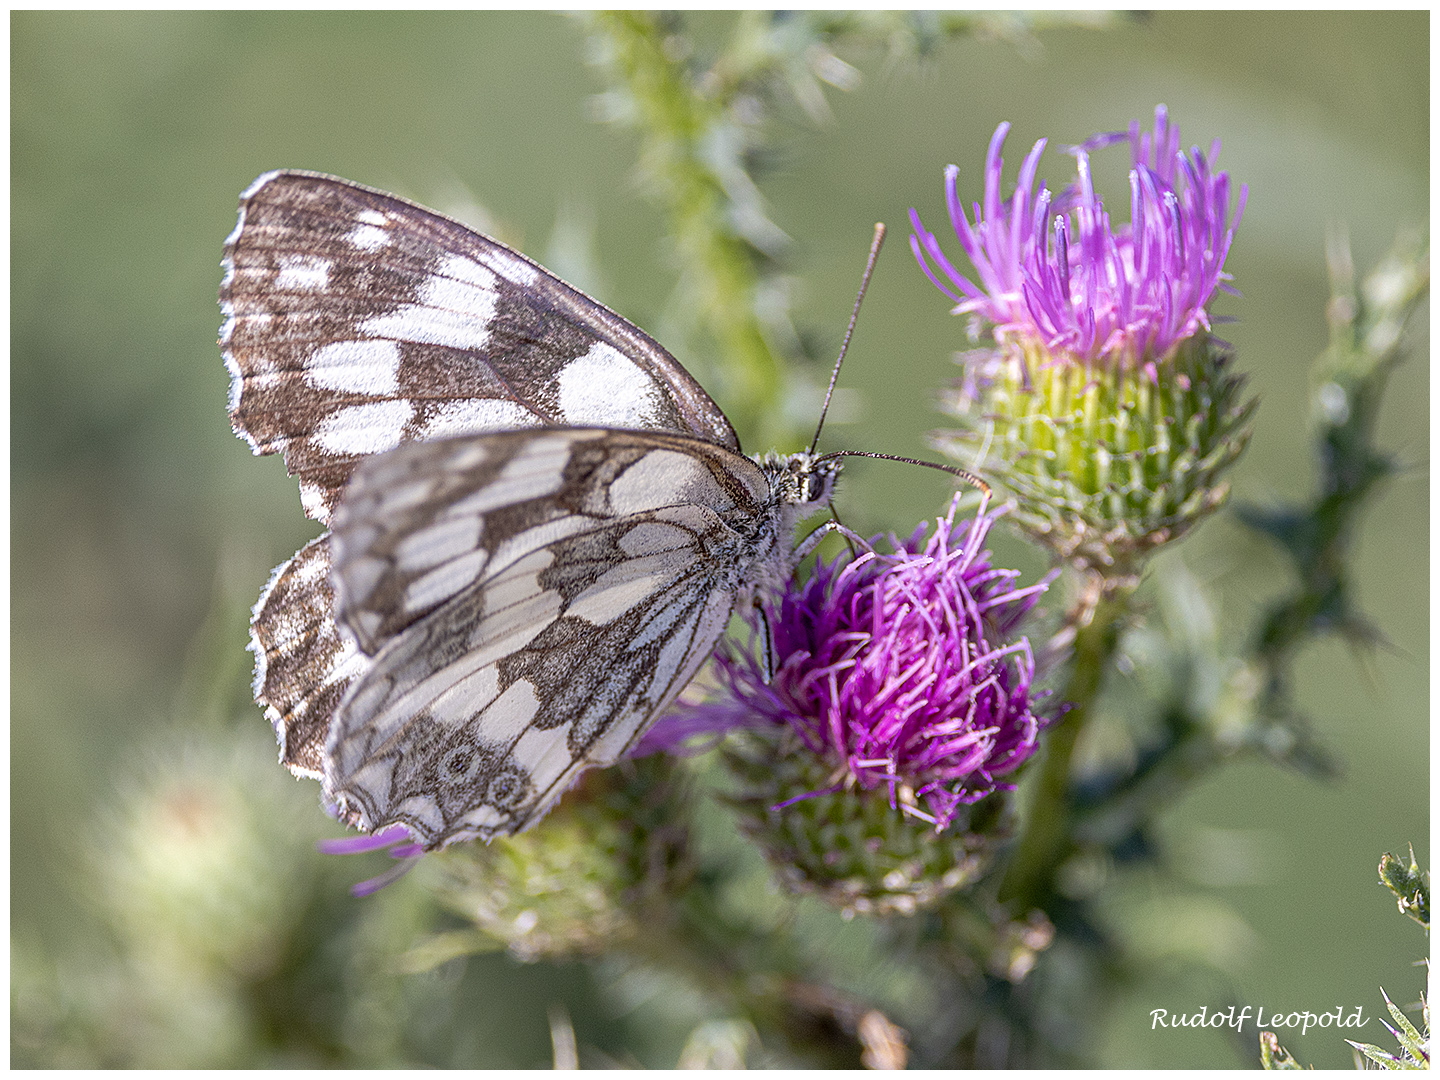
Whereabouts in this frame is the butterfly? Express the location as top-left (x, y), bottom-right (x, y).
top-left (220, 171), bottom-right (850, 851)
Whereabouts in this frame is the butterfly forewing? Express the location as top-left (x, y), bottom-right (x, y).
top-left (221, 169), bottom-right (739, 523)
top-left (325, 428), bottom-right (778, 846)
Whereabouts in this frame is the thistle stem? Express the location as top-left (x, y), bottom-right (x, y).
top-left (585, 11), bottom-right (785, 444)
top-left (999, 573), bottom-right (1132, 909)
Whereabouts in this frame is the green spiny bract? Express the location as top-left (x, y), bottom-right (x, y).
top-left (723, 724), bottom-right (1009, 918)
top-left (427, 755), bottom-right (693, 961)
top-left (936, 334), bottom-right (1254, 577)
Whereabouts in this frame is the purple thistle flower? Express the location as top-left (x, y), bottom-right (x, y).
top-left (910, 105), bottom-right (1247, 370)
top-left (692, 495), bottom-right (1052, 832)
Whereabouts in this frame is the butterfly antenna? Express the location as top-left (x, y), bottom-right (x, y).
top-left (810, 222), bottom-right (887, 456)
top-left (816, 449), bottom-right (992, 497)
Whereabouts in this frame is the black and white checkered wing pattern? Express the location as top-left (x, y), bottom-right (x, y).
top-left (248, 537), bottom-right (368, 778)
top-left (223, 171), bottom-right (743, 779)
top-left (221, 170), bottom-right (738, 523)
top-left (325, 428), bottom-right (779, 848)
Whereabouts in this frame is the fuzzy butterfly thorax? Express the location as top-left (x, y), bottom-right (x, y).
top-left (222, 171), bottom-right (844, 850)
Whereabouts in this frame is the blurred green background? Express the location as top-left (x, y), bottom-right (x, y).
top-left (12, 10), bottom-right (1427, 1067)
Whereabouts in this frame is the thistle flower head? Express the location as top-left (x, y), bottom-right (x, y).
top-left (740, 495), bottom-right (1047, 823)
top-left (713, 495), bottom-right (1052, 913)
top-left (426, 756), bottom-right (693, 961)
top-left (910, 104), bottom-right (1247, 371)
top-left (911, 107), bottom-right (1256, 574)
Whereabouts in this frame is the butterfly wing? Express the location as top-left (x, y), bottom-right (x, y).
top-left (221, 169), bottom-right (739, 522)
top-left (325, 427), bottom-right (778, 847)
top-left (248, 537), bottom-right (367, 777)
top-left (223, 171), bottom-right (742, 777)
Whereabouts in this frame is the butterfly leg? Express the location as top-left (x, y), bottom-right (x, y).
top-left (793, 516), bottom-right (869, 563)
top-left (755, 599), bottom-right (778, 682)
top-left (825, 504), bottom-right (867, 559)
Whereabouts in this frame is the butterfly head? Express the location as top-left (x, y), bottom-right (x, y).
top-left (757, 450), bottom-right (842, 513)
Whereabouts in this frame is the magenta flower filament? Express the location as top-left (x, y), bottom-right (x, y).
top-left (910, 105), bottom-right (1247, 370)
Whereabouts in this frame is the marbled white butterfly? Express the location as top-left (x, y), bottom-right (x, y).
top-left (221, 171), bottom-right (859, 851)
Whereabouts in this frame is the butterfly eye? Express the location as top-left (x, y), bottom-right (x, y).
top-left (805, 474), bottom-right (827, 502)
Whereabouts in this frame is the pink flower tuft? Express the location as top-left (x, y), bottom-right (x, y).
top-left (910, 105), bottom-right (1247, 370)
top-left (669, 495), bottom-right (1053, 831)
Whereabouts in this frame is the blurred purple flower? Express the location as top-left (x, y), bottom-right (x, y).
top-left (667, 495), bottom-right (1052, 831)
top-left (910, 105), bottom-right (1247, 370)
top-left (318, 821), bottom-right (423, 898)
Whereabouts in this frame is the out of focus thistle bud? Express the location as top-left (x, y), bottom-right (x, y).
top-left (82, 730), bottom-right (328, 1066)
top-left (1378, 845), bottom-right (1428, 928)
top-left (911, 106), bottom-right (1255, 578)
top-left (423, 755), bottom-right (692, 961)
top-left (95, 732), bottom-right (322, 983)
top-left (708, 497), bottom-right (1053, 916)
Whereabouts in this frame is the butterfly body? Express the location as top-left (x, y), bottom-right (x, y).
top-left (222, 171), bottom-right (838, 848)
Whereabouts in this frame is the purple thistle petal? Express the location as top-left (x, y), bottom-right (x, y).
top-left (350, 857), bottom-right (421, 898)
top-left (318, 822), bottom-right (424, 896)
top-left (910, 105), bottom-right (1244, 371)
top-left (317, 822), bottom-right (413, 855)
top-left (634, 702), bottom-right (757, 756)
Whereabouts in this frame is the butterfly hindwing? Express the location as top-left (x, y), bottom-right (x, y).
top-left (249, 537), bottom-right (370, 778)
top-left (325, 427), bottom-right (778, 846)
